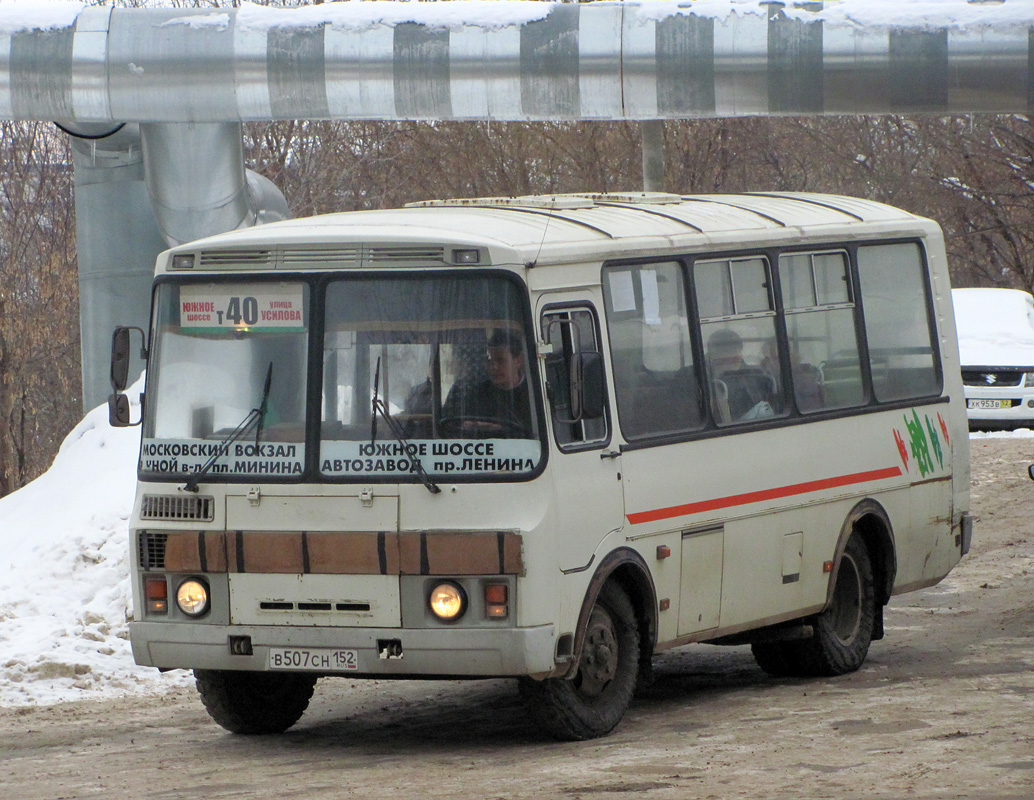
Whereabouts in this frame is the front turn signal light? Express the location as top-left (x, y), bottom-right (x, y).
top-left (144, 575), bottom-right (168, 615)
top-left (484, 583), bottom-right (509, 619)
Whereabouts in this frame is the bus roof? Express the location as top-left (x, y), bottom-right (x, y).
top-left (163, 193), bottom-right (935, 273)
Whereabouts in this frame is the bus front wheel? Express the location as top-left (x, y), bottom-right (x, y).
top-left (752, 534), bottom-right (876, 677)
top-left (519, 582), bottom-right (639, 741)
top-left (194, 669), bottom-right (317, 734)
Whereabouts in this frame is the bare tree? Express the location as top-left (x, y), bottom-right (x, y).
top-left (0, 123), bottom-right (80, 498)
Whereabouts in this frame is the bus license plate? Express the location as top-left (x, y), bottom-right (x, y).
top-left (968, 399), bottom-right (1011, 409)
top-left (268, 647), bottom-right (358, 672)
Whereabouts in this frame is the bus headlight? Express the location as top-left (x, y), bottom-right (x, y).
top-left (176, 578), bottom-right (210, 617)
top-left (429, 581), bottom-right (467, 622)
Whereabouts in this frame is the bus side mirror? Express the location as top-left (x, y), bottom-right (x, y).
top-left (108, 393), bottom-right (132, 427)
top-left (110, 326), bottom-right (133, 392)
top-left (570, 351), bottom-right (605, 421)
top-left (1028, 464), bottom-right (1034, 482)
top-left (109, 326), bottom-right (146, 427)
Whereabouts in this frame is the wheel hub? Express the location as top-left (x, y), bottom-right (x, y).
top-left (577, 606), bottom-right (619, 696)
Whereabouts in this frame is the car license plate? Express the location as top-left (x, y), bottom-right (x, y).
top-left (268, 647), bottom-right (358, 672)
top-left (968, 399), bottom-right (1011, 410)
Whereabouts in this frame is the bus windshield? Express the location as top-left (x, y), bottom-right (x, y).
top-left (140, 274), bottom-right (543, 481)
top-left (319, 274), bottom-right (542, 480)
top-left (142, 280), bottom-right (309, 478)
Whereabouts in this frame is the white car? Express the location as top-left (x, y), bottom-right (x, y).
top-left (952, 287), bottom-right (1034, 430)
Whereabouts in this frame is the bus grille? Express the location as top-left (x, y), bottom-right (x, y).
top-left (193, 245), bottom-right (443, 269)
top-left (138, 532), bottom-right (168, 570)
top-left (279, 246), bottom-right (362, 267)
top-left (366, 246), bottom-right (445, 264)
top-left (198, 250), bottom-right (275, 268)
top-left (140, 494), bottom-right (215, 522)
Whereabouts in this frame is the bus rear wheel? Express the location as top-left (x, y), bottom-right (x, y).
top-left (519, 582), bottom-right (639, 741)
top-left (194, 669), bottom-right (317, 734)
top-left (752, 534), bottom-right (875, 678)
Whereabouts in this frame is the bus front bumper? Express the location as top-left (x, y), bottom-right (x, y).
top-left (130, 621), bottom-right (557, 678)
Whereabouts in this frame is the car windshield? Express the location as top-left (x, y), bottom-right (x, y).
top-left (142, 280), bottom-right (308, 478)
top-left (320, 274), bottom-right (542, 479)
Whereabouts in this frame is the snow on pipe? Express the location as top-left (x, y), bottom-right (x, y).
top-left (0, 1), bottom-right (1032, 123)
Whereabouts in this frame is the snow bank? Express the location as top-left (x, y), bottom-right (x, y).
top-left (952, 287), bottom-right (1034, 368)
top-left (0, 379), bottom-right (191, 707)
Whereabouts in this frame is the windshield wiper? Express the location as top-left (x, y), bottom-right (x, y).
top-left (181, 362), bottom-right (273, 493)
top-left (370, 357), bottom-right (440, 495)
top-left (370, 357), bottom-right (381, 446)
top-left (372, 394), bottom-right (441, 495)
top-left (254, 362), bottom-right (273, 448)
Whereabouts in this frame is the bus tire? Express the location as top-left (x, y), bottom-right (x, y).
top-left (519, 582), bottom-right (639, 741)
top-left (751, 534), bottom-right (875, 678)
top-left (194, 669), bottom-right (317, 734)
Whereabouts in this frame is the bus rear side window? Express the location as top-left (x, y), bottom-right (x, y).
top-left (856, 243), bottom-right (941, 402)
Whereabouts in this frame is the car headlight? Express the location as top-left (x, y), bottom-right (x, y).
top-left (175, 578), bottom-right (210, 617)
top-left (429, 581), bottom-right (467, 622)
top-left (1024, 371), bottom-right (1034, 386)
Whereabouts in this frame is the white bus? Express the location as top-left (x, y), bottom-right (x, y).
top-left (110, 192), bottom-right (972, 741)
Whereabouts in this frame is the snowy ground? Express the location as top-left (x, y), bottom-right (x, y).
top-left (0, 381), bottom-right (1030, 708)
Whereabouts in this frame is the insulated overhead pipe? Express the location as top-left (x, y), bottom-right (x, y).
top-left (66, 122), bottom-right (166, 410)
top-left (1, 2), bottom-right (1029, 123)
top-left (139, 122), bottom-right (289, 249)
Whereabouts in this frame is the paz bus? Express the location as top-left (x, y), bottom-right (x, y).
top-left (109, 192), bottom-right (972, 740)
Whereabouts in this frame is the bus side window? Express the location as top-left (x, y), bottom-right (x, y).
top-left (541, 307), bottom-right (608, 448)
top-left (779, 251), bottom-right (866, 413)
top-left (602, 262), bottom-right (704, 440)
top-left (696, 257), bottom-right (786, 425)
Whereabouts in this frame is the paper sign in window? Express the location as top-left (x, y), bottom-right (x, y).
top-left (608, 271), bottom-right (637, 313)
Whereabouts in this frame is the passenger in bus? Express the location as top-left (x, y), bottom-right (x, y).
top-left (707, 328), bottom-right (776, 421)
top-left (442, 329), bottom-right (533, 438)
top-left (762, 339), bottom-right (823, 412)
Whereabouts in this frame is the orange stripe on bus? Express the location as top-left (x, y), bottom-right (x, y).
top-left (626, 466), bottom-right (904, 525)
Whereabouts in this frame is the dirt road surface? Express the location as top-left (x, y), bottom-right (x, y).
top-left (1, 438), bottom-right (1032, 800)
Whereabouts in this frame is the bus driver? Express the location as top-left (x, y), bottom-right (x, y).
top-left (443, 329), bottom-right (533, 438)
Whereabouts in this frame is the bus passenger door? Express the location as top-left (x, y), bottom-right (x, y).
top-left (539, 303), bottom-right (624, 572)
